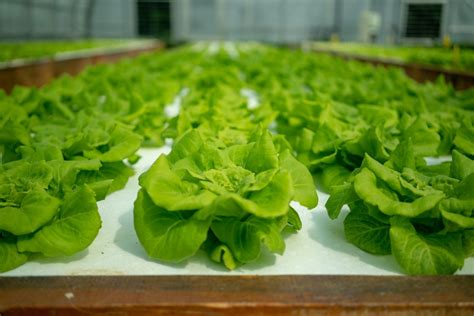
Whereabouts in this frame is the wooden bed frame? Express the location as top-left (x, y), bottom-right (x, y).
top-left (311, 48), bottom-right (474, 90)
top-left (0, 40), bottom-right (164, 94)
top-left (1, 275), bottom-right (473, 315)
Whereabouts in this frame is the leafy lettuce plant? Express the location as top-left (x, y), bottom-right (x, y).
top-left (237, 46), bottom-right (473, 186)
top-left (269, 90), bottom-right (471, 193)
top-left (0, 110), bottom-right (138, 272)
top-left (134, 128), bottom-right (317, 269)
top-left (12, 112), bottom-right (142, 200)
top-left (2, 43), bottom-right (473, 275)
top-left (0, 46), bottom-right (219, 273)
top-left (326, 139), bottom-right (474, 275)
top-left (0, 84), bottom-right (144, 273)
top-left (0, 155), bottom-right (102, 272)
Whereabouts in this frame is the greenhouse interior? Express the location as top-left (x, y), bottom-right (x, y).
top-left (1, 0), bottom-right (474, 314)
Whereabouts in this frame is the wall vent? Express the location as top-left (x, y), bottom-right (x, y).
top-left (403, 1), bottom-right (444, 39)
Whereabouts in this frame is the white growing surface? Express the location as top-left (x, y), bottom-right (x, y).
top-left (3, 149), bottom-right (473, 276)
top-left (241, 88), bottom-right (259, 110)
top-left (224, 42), bottom-right (239, 59)
top-left (164, 88), bottom-right (189, 118)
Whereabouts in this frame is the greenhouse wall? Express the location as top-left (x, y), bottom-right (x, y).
top-left (446, 0), bottom-right (474, 43)
top-left (0, 0), bottom-right (472, 44)
top-left (172, 0), bottom-right (371, 43)
top-left (370, 0), bottom-right (474, 45)
top-left (0, 0), bottom-right (136, 40)
top-left (172, 0), bottom-right (474, 44)
top-left (90, 0), bottom-right (136, 38)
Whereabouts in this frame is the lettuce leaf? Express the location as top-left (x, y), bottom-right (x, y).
top-left (0, 189), bottom-right (60, 235)
top-left (211, 215), bottom-right (286, 263)
top-left (0, 238), bottom-right (28, 273)
top-left (390, 216), bottom-right (464, 275)
top-left (134, 189), bottom-right (211, 262)
top-left (353, 168), bottom-right (444, 218)
top-left (17, 186), bottom-right (101, 257)
top-left (344, 202), bottom-right (391, 255)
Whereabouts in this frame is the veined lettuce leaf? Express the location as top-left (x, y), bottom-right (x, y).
top-left (0, 238), bottom-right (28, 273)
top-left (279, 149), bottom-right (318, 208)
top-left (211, 215), bottom-right (286, 263)
top-left (0, 189), bottom-right (60, 235)
top-left (453, 117), bottom-right (474, 156)
top-left (344, 202), bottom-right (391, 255)
top-left (450, 150), bottom-right (474, 180)
top-left (325, 182), bottom-right (359, 220)
top-left (140, 155), bottom-right (217, 211)
top-left (134, 189), bottom-right (211, 262)
top-left (463, 230), bottom-right (474, 258)
top-left (76, 161), bottom-right (134, 201)
top-left (390, 216), bottom-right (464, 275)
top-left (353, 168), bottom-right (444, 218)
top-left (17, 186), bottom-right (101, 257)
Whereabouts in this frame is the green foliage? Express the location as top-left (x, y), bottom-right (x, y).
top-left (325, 138), bottom-right (474, 275)
top-left (0, 42), bottom-right (183, 272)
top-left (0, 237), bottom-right (28, 273)
top-left (134, 190), bottom-right (211, 262)
top-left (390, 216), bottom-right (464, 275)
top-left (0, 40), bottom-right (127, 62)
top-left (17, 186), bottom-right (101, 257)
top-left (234, 45), bottom-right (472, 274)
top-left (310, 42), bottom-right (474, 72)
top-left (344, 202), bottom-right (391, 255)
top-left (135, 128), bottom-right (316, 269)
top-left (1, 42), bottom-right (473, 274)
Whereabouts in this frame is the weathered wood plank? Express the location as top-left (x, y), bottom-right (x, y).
top-left (0, 41), bottom-right (165, 93)
top-left (311, 48), bottom-right (474, 90)
top-left (1, 275), bottom-right (473, 315)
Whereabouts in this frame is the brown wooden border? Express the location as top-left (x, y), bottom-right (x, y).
top-left (0, 41), bottom-right (165, 94)
top-left (312, 48), bottom-right (474, 90)
top-left (1, 275), bottom-right (473, 315)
